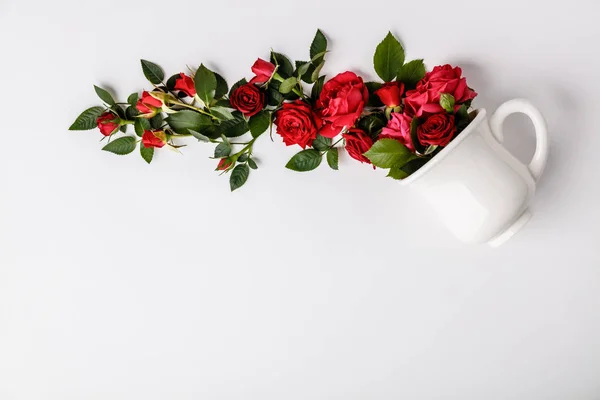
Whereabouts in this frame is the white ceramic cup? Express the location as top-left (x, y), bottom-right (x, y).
top-left (400, 99), bottom-right (549, 246)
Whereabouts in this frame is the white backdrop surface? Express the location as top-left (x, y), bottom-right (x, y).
top-left (1, 0), bottom-right (600, 399)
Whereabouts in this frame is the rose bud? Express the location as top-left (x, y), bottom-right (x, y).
top-left (417, 113), bottom-right (456, 147)
top-left (273, 100), bottom-right (322, 149)
top-left (174, 73), bottom-right (196, 97)
top-left (216, 158), bottom-right (233, 171)
top-left (249, 58), bottom-right (276, 84)
top-left (375, 81), bottom-right (405, 108)
top-left (96, 112), bottom-right (120, 136)
top-left (136, 91), bottom-right (164, 118)
top-left (141, 130), bottom-right (168, 149)
top-left (230, 83), bottom-right (265, 117)
top-left (379, 112), bottom-right (415, 151)
top-left (342, 128), bottom-right (374, 165)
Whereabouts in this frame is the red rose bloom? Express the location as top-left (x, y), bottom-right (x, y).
top-left (174, 73), bottom-right (196, 97)
top-left (375, 81), bottom-right (404, 107)
top-left (380, 112), bottom-right (415, 152)
top-left (417, 113), bottom-right (455, 147)
top-left (216, 158), bottom-right (232, 171)
top-left (230, 83), bottom-right (265, 117)
top-left (96, 112), bottom-right (120, 136)
top-left (136, 91), bottom-right (163, 118)
top-left (249, 58), bottom-right (276, 84)
top-left (404, 64), bottom-right (477, 117)
top-left (141, 130), bottom-right (167, 149)
top-left (343, 128), bottom-right (373, 164)
top-left (316, 71), bottom-right (369, 136)
top-left (274, 100), bottom-right (322, 149)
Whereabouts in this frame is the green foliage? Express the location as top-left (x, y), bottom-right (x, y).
top-left (310, 29), bottom-right (327, 63)
top-left (127, 92), bottom-right (139, 106)
top-left (134, 118), bottom-right (151, 137)
top-left (230, 164), bottom-right (250, 191)
top-left (248, 158), bottom-right (258, 170)
top-left (285, 149), bottom-right (322, 172)
top-left (140, 143), bottom-right (154, 164)
top-left (216, 112), bottom-right (249, 137)
top-left (311, 75), bottom-right (325, 100)
top-left (270, 52), bottom-right (293, 78)
top-left (214, 73), bottom-right (228, 100)
top-left (312, 134), bottom-right (332, 151)
top-left (363, 138), bottom-right (414, 168)
top-left (440, 93), bottom-right (455, 113)
top-left (194, 64), bottom-right (217, 105)
top-left (165, 110), bottom-right (212, 135)
top-left (102, 136), bottom-right (137, 155)
top-left (373, 32), bottom-right (405, 82)
top-left (357, 112), bottom-right (387, 139)
top-left (279, 77), bottom-right (298, 94)
top-left (150, 113), bottom-right (163, 130)
top-left (214, 141), bottom-right (231, 158)
top-left (397, 59), bottom-right (425, 88)
top-left (69, 106), bottom-right (105, 130)
top-left (365, 81), bottom-right (384, 107)
top-left (326, 148), bottom-right (338, 170)
top-left (94, 86), bottom-right (115, 106)
top-left (249, 111), bottom-right (270, 138)
top-left (141, 59), bottom-right (164, 84)
top-left (229, 78), bottom-right (247, 97)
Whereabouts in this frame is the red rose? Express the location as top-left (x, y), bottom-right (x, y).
top-left (230, 83), bottom-right (265, 117)
top-left (249, 58), bottom-right (276, 84)
top-left (316, 71), bottom-right (369, 136)
top-left (375, 81), bottom-right (404, 107)
top-left (343, 128), bottom-right (373, 164)
top-left (96, 112), bottom-right (120, 136)
top-left (216, 158), bottom-right (232, 171)
top-left (404, 64), bottom-right (477, 117)
top-left (174, 73), bottom-right (196, 97)
top-left (142, 130), bottom-right (167, 149)
top-left (274, 100), bottom-right (322, 149)
top-left (417, 113), bottom-right (455, 147)
top-left (136, 91), bottom-right (163, 118)
top-left (380, 112), bottom-right (415, 152)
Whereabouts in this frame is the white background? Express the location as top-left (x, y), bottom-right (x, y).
top-left (1, 0), bottom-right (600, 399)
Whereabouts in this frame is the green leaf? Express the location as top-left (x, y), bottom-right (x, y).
top-left (140, 143), bottom-right (154, 164)
top-left (210, 106), bottom-right (235, 121)
top-left (141, 59), bottom-right (164, 85)
top-left (455, 104), bottom-right (471, 131)
top-left (326, 148), bottom-right (339, 170)
top-left (440, 93), bottom-right (455, 113)
top-left (229, 78), bottom-right (247, 97)
top-left (295, 61), bottom-right (311, 77)
top-left (373, 32), bottom-right (405, 82)
top-left (165, 110), bottom-right (212, 135)
top-left (69, 106), bottom-right (105, 130)
top-left (217, 113), bottom-right (249, 137)
top-left (230, 164), bottom-right (250, 192)
top-left (285, 149), bottom-right (322, 172)
top-left (194, 64), bottom-right (217, 105)
top-left (94, 85), bottom-right (115, 106)
top-left (365, 81), bottom-right (384, 107)
top-left (363, 138), bottom-right (414, 168)
top-left (248, 158), bottom-right (258, 170)
top-left (125, 106), bottom-right (139, 120)
top-left (150, 113), bottom-right (163, 129)
top-left (238, 153), bottom-right (249, 162)
top-left (312, 134), bottom-right (332, 151)
top-left (397, 59), bottom-right (425, 88)
top-left (189, 130), bottom-right (211, 142)
top-left (311, 75), bottom-right (325, 100)
top-left (310, 29), bottom-right (327, 63)
top-left (166, 74), bottom-right (179, 91)
top-left (310, 61), bottom-right (324, 83)
top-left (249, 110), bottom-right (270, 138)
top-left (267, 87), bottom-right (284, 106)
top-left (134, 118), bottom-right (150, 137)
top-left (127, 92), bottom-right (139, 106)
top-left (400, 157), bottom-right (429, 175)
top-left (387, 165), bottom-right (409, 180)
top-left (409, 117), bottom-right (424, 154)
top-left (102, 136), bottom-right (137, 155)
top-left (357, 112), bottom-right (387, 139)
top-left (270, 52), bottom-right (293, 78)
top-left (279, 77), bottom-right (298, 94)
top-left (119, 125), bottom-right (127, 133)
top-left (214, 142), bottom-right (231, 158)
top-left (214, 73), bottom-right (228, 100)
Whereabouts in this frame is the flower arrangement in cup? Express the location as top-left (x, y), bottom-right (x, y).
top-left (70, 31), bottom-right (476, 190)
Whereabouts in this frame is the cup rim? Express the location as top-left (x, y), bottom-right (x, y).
top-left (398, 108), bottom-right (487, 186)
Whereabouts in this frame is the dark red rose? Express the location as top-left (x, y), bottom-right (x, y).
top-left (417, 113), bottom-right (455, 147)
top-left (174, 73), bottom-right (196, 97)
top-left (141, 130), bottom-right (167, 149)
top-left (375, 81), bottom-right (404, 107)
top-left (380, 112), bottom-right (415, 151)
top-left (249, 58), bottom-right (276, 84)
top-left (316, 71), bottom-right (369, 136)
top-left (216, 158), bottom-right (232, 171)
top-left (404, 64), bottom-right (477, 117)
top-left (230, 83), bottom-right (265, 117)
top-left (274, 100), bottom-right (322, 149)
top-left (96, 112), bottom-right (120, 136)
top-left (136, 91), bottom-right (163, 117)
top-left (343, 128), bottom-right (373, 164)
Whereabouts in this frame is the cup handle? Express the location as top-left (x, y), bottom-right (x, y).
top-left (489, 99), bottom-right (549, 181)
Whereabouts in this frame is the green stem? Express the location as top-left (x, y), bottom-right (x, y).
top-left (320, 137), bottom-right (344, 156)
top-left (169, 100), bottom-right (215, 119)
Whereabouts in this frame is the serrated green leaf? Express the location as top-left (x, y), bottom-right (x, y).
top-left (326, 148), bottom-right (338, 170)
top-left (229, 78), bottom-right (247, 97)
top-left (69, 106), bottom-right (105, 130)
top-left (125, 106), bottom-right (139, 120)
top-left (194, 64), bottom-right (217, 105)
top-left (440, 93), bottom-right (455, 113)
top-left (214, 142), bottom-right (231, 158)
top-left (312, 134), bottom-right (332, 151)
top-left (238, 153), bottom-right (249, 162)
top-left (373, 32), bottom-right (405, 82)
top-left (267, 87), bottom-right (284, 107)
top-left (387, 165), bottom-right (409, 180)
top-left (357, 113), bottom-right (387, 139)
top-left (248, 158), bottom-right (258, 170)
top-left (279, 77), bottom-right (298, 94)
top-left (310, 61), bottom-right (324, 83)
top-left (140, 143), bottom-right (154, 164)
top-left (165, 110), bottom-right (212, 135)
top-left (270, 52), bottom-right (293, 78)
top-left (94, 85), bottom-right (115, 106)
top-left (363, 138), bottom-right (414, 168)
top-left (150, 113), bottom-right (163, 129)
top-left (141, 59), bottom-right (164, 84)
top-left (127, 92), bottom-right (139, 106)
top-left (134, 118), bottom-right (150, 137)
top-left (210, 106), bottom-right (235, 121)
top-left (311, 75), bottom-right (325, 100)
top-left (400, 157), bottom-right (429, 175)
top-left (295, 60), bottom-right (311, 78)
top-left (249, 111), bottom-right (270, 138)
top-left (166, 74), bottom-right (179, 91)
top-left (189, 130), bottom-right (211, 142)
top-left (285, 149), bottom-right (322, 172)
top-left (397, 59), bottom-right (425, 88)
top-left (102, 136), bottom-right (136, 155)
top-left (310, 29), bottom-right (327, 63)
top-left (217, 114), bottom-right (249, 137)
top-left (214, 73), bottom-right (228, 100)
top-left (119, 125), bottom-right (127, 133)
top-left (230, 164), bottom-right (250, 192)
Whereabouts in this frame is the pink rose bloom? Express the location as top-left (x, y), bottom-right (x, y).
top-left (380, 112), bottom-right (415, 152)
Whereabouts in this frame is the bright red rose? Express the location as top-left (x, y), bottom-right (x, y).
top-left (96, 112), bottom-right (120, 136)
top-left (216, 158), bottom-right (232, 171)
top-left (318, 123), bottom-right (343, 139)
top-left (249, 58), bottom-right (276, 84)
top-left (136, 91), bottom-right (163, 118)
top-left (343, 128), bottom-right (373, 164)
top-left (375, 81), bottom-right (404, 107)
top-left (380, 112), bottom-right (415, 152)
top-left (274, 100), bottom-right (322, 149)
top-left (417, 113), bottom-right (455, 147)
top-left (142, 130), bottom-right (167, 149)
top-left (230, 83), bottom-right (265, 117)
top-left (174, 73), bottom-right (196, 97)
top-left (404, 64), bottom-right (477, 117)
top-left (316, 71), bottom-right (369, 135)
